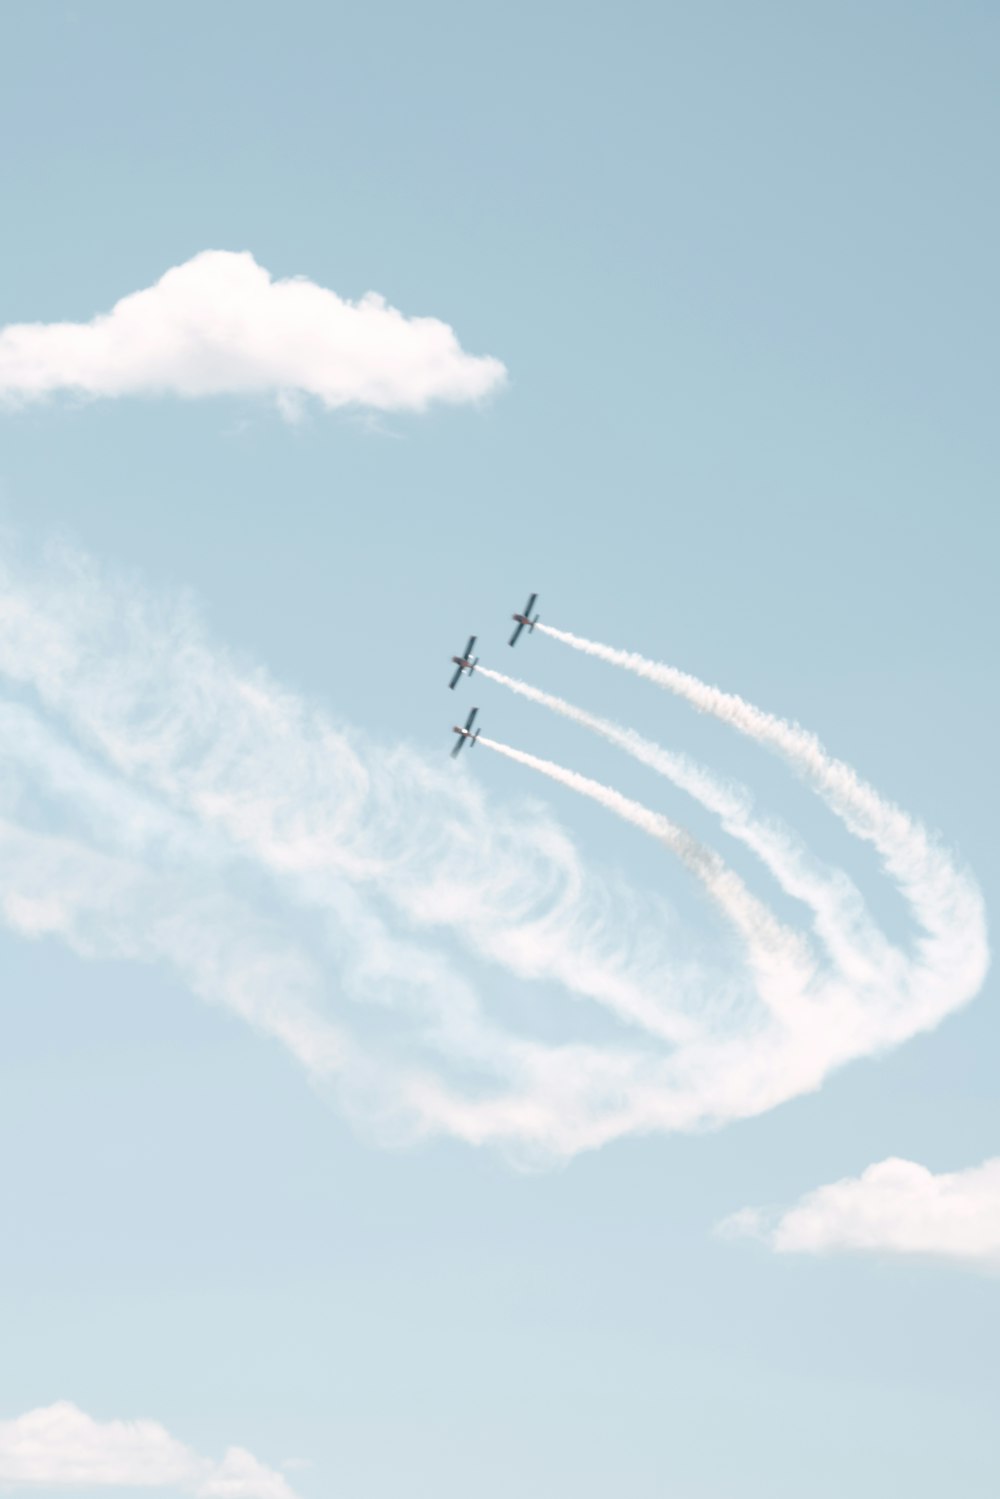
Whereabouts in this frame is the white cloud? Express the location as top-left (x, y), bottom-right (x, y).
top-left (0, 1402), bottom-right (298, 1497)
top-left (0, 250), bottom-right (506, 414)
top-left (721, 1156), bottom-right (1000, 1269)
top-left (0, 540), bottom-right (987, 1161)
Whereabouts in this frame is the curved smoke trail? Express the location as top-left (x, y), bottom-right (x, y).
top-left (0, 538), bottom-right (987, 1158)
top-left (477, 665), bottom-right (889, 986)
top-left (534, 623), bottom-right (989, 1037)
top-left (478, 734), bottom-right (817, 1020)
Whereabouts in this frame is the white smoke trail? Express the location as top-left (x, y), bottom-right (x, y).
top-left (535, 623), bottom-right (989, 1036)
top-left (478, 734), bottom-right (817, 1017)
top-left (0, 538), bottom-right (986, 1158)
top-left (477, 666), bottom-right (890, 986)
top-left (0, 550), bottom-right (703, 1053)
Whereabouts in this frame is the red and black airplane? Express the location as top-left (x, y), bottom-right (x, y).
top-left (450, 707), bottom-right (481, 758)
top-left (509, 592), bottom-right (539, 647)
top-left (449, 635), bottom-right (479, 689)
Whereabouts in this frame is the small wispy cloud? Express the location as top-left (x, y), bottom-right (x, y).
top-left (0, 1401), bottom-right (298, 1497)
top-left (719, 1156), bottom-right (1000, 1270)
top-left (0, 250), bottom-right (506, 415)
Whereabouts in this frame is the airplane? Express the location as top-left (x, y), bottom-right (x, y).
top-left (449, 635), bottom-right (479, 689)
top-left (451, 706), bottom-right (481, 758)
top-left (509, 592), bottom-right (540, 647)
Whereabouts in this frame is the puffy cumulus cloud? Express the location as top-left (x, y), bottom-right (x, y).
top-left (0, 1401), bottom-right (299, 1497)
top-left (721, 1156), bottom-right (1000, 1269)
top-left (0, 249), bottom-right (506, 414)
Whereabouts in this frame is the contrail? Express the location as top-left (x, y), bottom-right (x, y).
top-left (477, 666), bottom-right (888, 985)
top-left (534, 622), bottom-right (989, 1030)
top-left (478, 734), bottom-right (816, 1014)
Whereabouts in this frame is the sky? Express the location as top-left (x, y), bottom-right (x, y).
top-left (0, 2), bottom-right (997, 1496)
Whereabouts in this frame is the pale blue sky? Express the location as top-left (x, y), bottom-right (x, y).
top-left (0, 3), bottom-right (997, 1496)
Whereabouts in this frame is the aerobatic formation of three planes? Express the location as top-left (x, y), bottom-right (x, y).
top-left (449, 592), bottom-right (538, 757)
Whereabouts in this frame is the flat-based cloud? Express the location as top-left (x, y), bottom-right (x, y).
top-left (720, 1156), bottom-right (1000, 1269)
top-left (0, 1401), bottom-right (297, 1498)
top-left (0, 250), bottom-right (506, 414)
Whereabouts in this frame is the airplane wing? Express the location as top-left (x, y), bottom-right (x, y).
top-left (464, 708), bottom-right (479, 731)
top-left (449, 665), bottom-right (463, 689)
top-left (509, 621), bottom-right (525, 647)
top-left (450, 737), bottom-right (464, 758)
top-left (524, 593), bottom-right (537, 615)
top-left (465, 635), bottom-right (476, 658)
